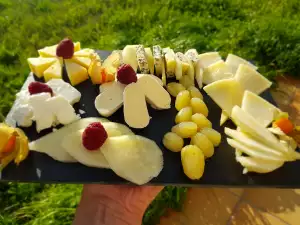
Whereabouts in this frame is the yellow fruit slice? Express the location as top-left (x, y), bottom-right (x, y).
top-left (65, 59), bottom-right (89, 86)
top-left (73, 48), bottom-right (94, 57)
top-left (38, 44), bottom-right (58, 57)
top-left (0, 124), bottom-right (16, 151)
top-left (74, 42), bottom-right (81, 52)
top-left (27, 57), bottom-right (57, 78)
top-left (71, 56), bottom-right (91, 69)
top-left (43, 58), bottom-right (63, 82)
top-left (14, 128), bottom-right (29, 164)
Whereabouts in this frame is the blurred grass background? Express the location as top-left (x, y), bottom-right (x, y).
top-left (1, 0), bottom-right (300, 224)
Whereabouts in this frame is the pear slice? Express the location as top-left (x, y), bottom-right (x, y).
top-left (62, 123), bottom-right (134, 169)
top-left (236, 156), bottom-right (284, 174)
top-left (235, 64), bottom-right (272, 95)
top-left (29, 118), bottom-right (109, 162)
top-left (101, 135), bottom-right (163, 185)
top-left (242, 91), bottom-right (280, 127)
top-left (225, 53), bottom-right (257, 74)
top-left (123, 82), bottom-right (150, 128)
top-left (231, 106), bottom-right (287, 153)
top-left (137, 75), bottom-right (171, 110)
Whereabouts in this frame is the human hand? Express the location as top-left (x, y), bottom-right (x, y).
top-left (73, 184), bottom-right (163, 225)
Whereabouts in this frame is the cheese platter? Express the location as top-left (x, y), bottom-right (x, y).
top-left (2, 39), bottom-right (300, 187)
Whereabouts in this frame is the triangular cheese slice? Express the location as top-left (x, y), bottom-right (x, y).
top-left (235, 64), bottom-right (272, 94)
top-left (204, 78), bottom-right (244, 115)
top-left (38, 44), bottom-right (58, 57)
top-left (71, 56), bottom-right (91, 69)
top-left (241, 91), bottom-right (280, 127)
top-left (27, 57), bottom-right (57, 78)
top-left (225, 53), bottom-right (258, 74)
top-left (74, 42), bottom-right (81, 51)
top-left (43, 58), bottom-right (63, 82)
top-left (65, 60), bottom-right (89, 86)
top-left (202, 60), bottom-right (233, 84)
top-left (73, 48), bottom-right (94, 57)
top-left (198, 52), bottom-right (221, 68)
top-left (220, 111), bottom-right (229, 126)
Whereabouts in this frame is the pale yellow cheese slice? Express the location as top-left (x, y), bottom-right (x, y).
top-left (73, 48), bottom-right (94, 57)
top-left (137, 75), bottom-right (171, 109)
top-left (235, 64), bottom-right (272, 95)
top-left (225, 53), bottom-right (258, 74)
top-left (203, 78), bottom-right (244, 116)
top-left (38, 44), bottom-right (58, 57)
top-left (241, 91), bottom-right (280, 127)
top-left (220, 111), bottom-right (229, 126)
top-left (202, 60), bottom-right (234, 84)
top-left (123, 82), bottom-right (150, 128)
top-left (27, 57), bottom-right (57, 78)
top-left (198, 52), bottom-right (222, 68)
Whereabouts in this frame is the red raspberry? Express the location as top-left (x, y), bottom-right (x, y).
top-left (56, 38), bottom-right (74, 59)
top-left (28, 82), bottom-right (53, 96)
top-left (117, 64), bottom-right (137, 85)
top-left (82, 122), bottom-right (108, 151)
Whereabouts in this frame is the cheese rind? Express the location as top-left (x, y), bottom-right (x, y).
top-left (95, 81), bottom-right (125, 117)
top-left (123, 82), bottom-right (150, 128)
top-left (235, 64), bottom-right (272, 95)
top-left (137, 75), bottom-right (171, 109)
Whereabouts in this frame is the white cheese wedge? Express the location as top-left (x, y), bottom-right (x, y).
top-left (198, 52), bottom-right (222, 68)
top-left (202, 60), bottom-right (233, 84)
top-left (101, 135), bottom-right (163, 185)
top-left (47, 79), bottom-right (81, 105)
top-left (47, 96), bottom-right (79, 125)
top-left (28, 118), bottom-right (111, 162)
top-left (29, 93), bottom-right (55, 132)
top-left (204, 78), bottom-right (244, 116)
top-left (153, 45), bottom-right (163, 76)
top-left (123, 82), bottom-right (150, 128)
top-left (236, 156), bottom-right (284, 174)
top-left (145, 47), bottom-right (154, 74)
top-left (122, 45), bottom-right (138, 72)
top-left (11, 104), bottom-right (33, 127)
top-left (225, 53), bottom-right (258, 74)
top-left (235, 64), bottom-right (272, 95)
top-left (231, 106), bottom-right (287, 153)
top-left (136, 45), bottom-right (149, 74)
top-left (137, 75), bottom-right (171, 109)
top-left (242, 91), bottom-right (280, 127)
top-left (95, 81), bottom-right (125, 117)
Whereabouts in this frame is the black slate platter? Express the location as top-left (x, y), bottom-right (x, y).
top-left (2, 50), bottom-right (300, 187)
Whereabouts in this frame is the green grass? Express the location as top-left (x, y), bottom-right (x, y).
top-left (1, 0), bottom-right (300, 224)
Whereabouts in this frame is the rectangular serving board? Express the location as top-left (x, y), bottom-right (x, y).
top-left (2, 50), bottom-right (300, 187)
